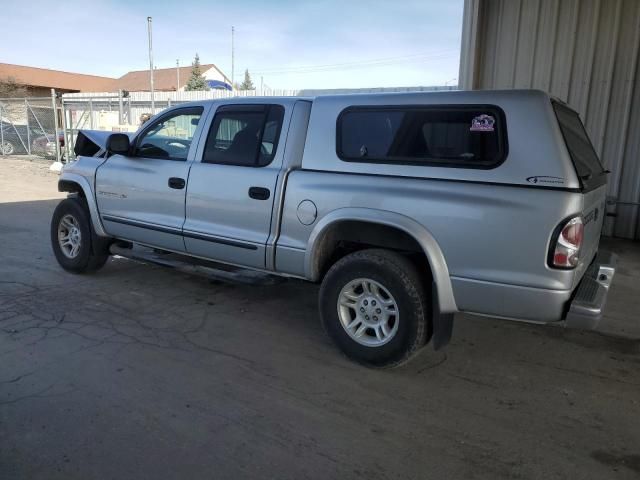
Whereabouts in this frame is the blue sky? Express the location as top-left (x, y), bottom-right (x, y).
top-left (4, 0), bottom-right (463, 89)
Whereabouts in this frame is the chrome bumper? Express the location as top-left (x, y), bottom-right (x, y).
top-left (564, 251), bottom-right (617, 330)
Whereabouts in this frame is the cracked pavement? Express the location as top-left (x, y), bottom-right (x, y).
top-left (1, 157), bottom-right (639, 479)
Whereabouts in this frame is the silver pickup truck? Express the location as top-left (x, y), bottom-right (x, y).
top-left (51, 90), bottom-right (616, 367)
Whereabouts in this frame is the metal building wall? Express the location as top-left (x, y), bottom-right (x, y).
top-left (460, 0), bottom-right (640, 239)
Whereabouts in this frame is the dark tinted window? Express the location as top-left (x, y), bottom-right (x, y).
top-left (203, 105), bottom-right (284, 167)
top-left (337, 106), bottom-right (506, 168)
top-left (553, 102), bottom-right (604, 180)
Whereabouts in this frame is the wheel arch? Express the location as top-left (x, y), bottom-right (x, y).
top-left (58, 173), bottom-right (108, 237)
top-left (305, 208), bottom-right (457, 314)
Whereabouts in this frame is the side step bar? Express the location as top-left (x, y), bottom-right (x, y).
top-left (109, 244), bottom-right (284, 286)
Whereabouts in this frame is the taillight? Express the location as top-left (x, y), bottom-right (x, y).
top-left (550, 217), bottom-right (584, 268)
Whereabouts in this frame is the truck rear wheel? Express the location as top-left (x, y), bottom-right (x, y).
top-left (319, 249), bottom-right (430, 368)
top-left (51, 197), bottom-right (109, 273)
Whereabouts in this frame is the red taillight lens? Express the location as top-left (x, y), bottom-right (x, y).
top-left (551, 217), bottom-right (584, 268)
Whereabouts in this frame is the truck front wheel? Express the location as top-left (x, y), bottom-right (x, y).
top-left (319, 249), bottom-right (430, 368)
top-left (50, 197), bottom-right (109, 273)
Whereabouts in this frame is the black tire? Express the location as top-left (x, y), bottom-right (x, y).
top-left (319, 249), bottom-right (430, 368)
top-left (50, 197), bottom-right (109, 273)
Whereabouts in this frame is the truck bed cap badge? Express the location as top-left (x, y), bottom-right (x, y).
top-left (526, 176), bottom-right (564, 185)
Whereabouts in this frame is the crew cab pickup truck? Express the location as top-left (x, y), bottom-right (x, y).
top-left (51, 90), bottom-right (616, 367)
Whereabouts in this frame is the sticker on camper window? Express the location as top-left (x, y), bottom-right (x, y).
top-left (470, 114), bottom-right (495, 132)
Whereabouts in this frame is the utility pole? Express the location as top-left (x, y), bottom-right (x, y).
top-left (231, 26), bottom-right (235, 90)
top-left (147, 16), bottom-right (155, 111)
top-left (176, 59), bottom-right (180, 91)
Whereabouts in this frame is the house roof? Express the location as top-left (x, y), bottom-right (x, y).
top-left (0, 62), bottom-right (230, 93)
top-left (115, 64), bottom-right (231, 92)
top-left (0, 63), bottom-right (115, 92)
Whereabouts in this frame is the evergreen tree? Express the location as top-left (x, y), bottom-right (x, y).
top-left (184, 54), bottom-right (210, 91)
top-left (239, 69), bottom-right (255, 90)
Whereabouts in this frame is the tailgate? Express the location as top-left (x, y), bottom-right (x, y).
top-left (552, 102), bottom-right (609, 285)
top-left (578, 185), bottom-right (607, 280)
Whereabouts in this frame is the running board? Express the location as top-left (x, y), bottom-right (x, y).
top-left (109, 244), bottom-right (284, 286)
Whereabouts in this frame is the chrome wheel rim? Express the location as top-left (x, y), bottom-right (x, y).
top-left (58, 214), bottom-right (82, 259)
top-left (337, 278), bottom-right (399, 347)
top-left (1, 141), bottom-right (14, 155)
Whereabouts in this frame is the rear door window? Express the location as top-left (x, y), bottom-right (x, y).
top-left (202, 104), bottom-right (285, 167)
top-left (553, 102), bottom-right (606, 188)
top-left (337, 106), bottom-right (507, 168)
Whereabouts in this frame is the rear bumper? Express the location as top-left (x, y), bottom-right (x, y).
top-left (563, 250), bottom-right (617, 330)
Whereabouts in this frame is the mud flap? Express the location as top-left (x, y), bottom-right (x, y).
top-left (431, 283), bottom-right (454, 350)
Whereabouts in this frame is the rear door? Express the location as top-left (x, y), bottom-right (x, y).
top-left (96, 106), bottom-right (206, 252)
top-left (183, 103), bottom-right (286, 269)
top-left (553, 102), bottom-right (608, 269)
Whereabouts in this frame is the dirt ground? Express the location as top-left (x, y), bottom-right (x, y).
top-left (1, 157), bottom-right (639, 480)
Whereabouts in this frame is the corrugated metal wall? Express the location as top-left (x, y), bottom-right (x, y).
top-left (460, 0), bottom-right (640, 239)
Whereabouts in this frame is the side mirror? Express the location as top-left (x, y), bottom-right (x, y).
top-left (106, 133), bottom-right (130, 155)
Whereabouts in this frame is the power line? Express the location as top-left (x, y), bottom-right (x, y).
top-left (251, 50), bottom-right (457, 75)
top-left (253, 51), bottom-right (455, 73)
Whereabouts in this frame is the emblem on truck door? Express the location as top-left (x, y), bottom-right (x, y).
top-left (97, 191), bottom-right (127, 199)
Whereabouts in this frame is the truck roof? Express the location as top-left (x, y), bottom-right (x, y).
top-left (177, 88), bottom-right (549, 108)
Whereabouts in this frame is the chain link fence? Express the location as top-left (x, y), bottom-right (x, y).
top-left (0, 94), bottom-right (61, 161)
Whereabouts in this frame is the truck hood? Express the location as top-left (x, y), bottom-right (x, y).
top-left (74, 130), bottom-right (136, 157)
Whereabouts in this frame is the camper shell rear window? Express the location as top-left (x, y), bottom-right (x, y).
top-left (552, 101), bottom-right (607, 191)
top-left (336, 105), bottom-right (508, 169)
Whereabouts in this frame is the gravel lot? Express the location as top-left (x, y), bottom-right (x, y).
top-left (1, 157), bottom-right (639, 479)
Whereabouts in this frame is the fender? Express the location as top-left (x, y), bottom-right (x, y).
top-left (305, 207), bottom-right (458, 314)
top-left (58, 172), bottom-right (108, 237)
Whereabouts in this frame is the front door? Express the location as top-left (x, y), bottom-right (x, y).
top-left (183, 104), bottom-right (286, 268)
top-left (96, 106), bottom-right (206, 252)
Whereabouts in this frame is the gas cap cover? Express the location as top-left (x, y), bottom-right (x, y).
top-left (296, 200), bottom-right (317, 225)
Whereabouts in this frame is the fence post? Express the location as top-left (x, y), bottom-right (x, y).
top-left (89, 98), bottom-right (94, 129)
top-left (127, 97), bottom-right (132, 125)
top-left (25, 99), bottom-right (31, 155)
top-left (51, 89), bottom-right (61, 164)
top-left (60, 97), bottom-right (69, 163)
top-left (67, 107), bottom-right (74, 160)
top-left (0, 104), bottom-right (4, 156)
top-left (118, 89), bottom-right (124, 125)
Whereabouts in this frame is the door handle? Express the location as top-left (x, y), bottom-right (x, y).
top-left (248, 186), bottom-right (270, 200)
top-left (168, 177), bottom-right (186, 189)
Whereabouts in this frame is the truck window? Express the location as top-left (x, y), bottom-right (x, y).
top-left (134, 107), bottom-right (203, 161)
top-left (202, 105), bottom-right (284, 167)
top-left (337, 106), bottom-right (507, 168)
top-left (552, 102), bottom-right (605, 182)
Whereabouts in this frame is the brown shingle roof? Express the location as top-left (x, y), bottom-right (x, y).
top-left (0, 62), bottom-right (230, 93)
top-left (0, 63), bottom-right (115, 92)
top-left (114, 64), bottom-right (230, 92)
